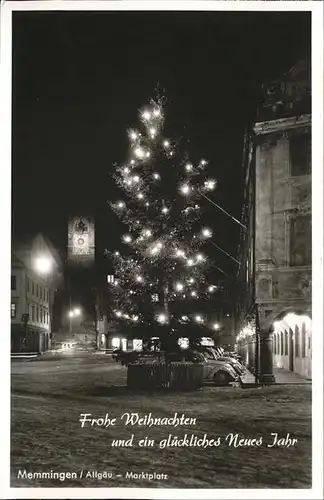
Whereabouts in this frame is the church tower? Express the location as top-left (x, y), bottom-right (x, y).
top-left (67, 216), bottom-right (95, 267)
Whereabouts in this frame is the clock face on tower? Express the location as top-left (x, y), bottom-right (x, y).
top-left (73, 233), bottom-right (89, 255)
top-left (68, 215), bottom-right (95, 265)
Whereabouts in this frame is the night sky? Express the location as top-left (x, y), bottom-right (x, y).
top-left (12, 10), bottom-right (311, 277)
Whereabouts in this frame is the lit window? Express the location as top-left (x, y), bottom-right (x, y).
top-left (107, 275), bottom-right (115, 284)
top-left (112, 337), bottom-right (120, 349)
top-left (151, 294), bottom-right (159, 302)
top-left (11, 303), bottom-right (16, 319)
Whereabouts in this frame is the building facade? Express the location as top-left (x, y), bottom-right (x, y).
top-left (235, 60), bottom-right (312, 381)
top-left (11, 234), bottom-right (63, 353)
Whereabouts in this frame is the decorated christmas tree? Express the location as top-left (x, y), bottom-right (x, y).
top-left (107, 98), bottom-right (219, 351)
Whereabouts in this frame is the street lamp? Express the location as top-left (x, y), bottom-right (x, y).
top-left (34, 256), bottom-right (53, 275)
top-left (68, 307), bottom-right (82, 333)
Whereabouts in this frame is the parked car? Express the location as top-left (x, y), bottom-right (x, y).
top-left (198, 347), bottom-right (245, 375)
top-left (156, 350), bottom-right (240, 386)
top-left (190, 351), bottom-right (240, 386)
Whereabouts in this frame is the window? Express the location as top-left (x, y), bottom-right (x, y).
top-left (11, 275), bottom-right (17, 290)
top-left (295, 328), bottom-right (300, 357)
top-left (107, 275), bottom-right (115, 284)
top-left (290, 215), bottom-right (311, 266)
top-left (32, 281), bottom-right (35, 295)
top-left (302, 324), bottom-right (306, 358)
top-left (284, 331), bottom-right (288, 355)
top-left (11, 303), bottom-right (16, 318)
top-left (27, 278), bottom-right (30, 293)
top-left (280, 332), bottom-right (283, 355)
top-left (36, 307), bottom-right (39, 323)
top-left (31, 305), bottom-right (35, 321)
top-left (44, 288), bottom-right (46, 301)
top-left (290, 131), bottom-right (311, 176)
top-left (273, 335), bottom-right (277, 354)
top-left (40, 307), bottom-right (43, 323)
top-left (39, 287), bottom-right (42, 300)
top-left (36, 284), bottom-right (39, 298)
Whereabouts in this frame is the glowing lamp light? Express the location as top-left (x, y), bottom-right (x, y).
top-left (153, 108), bottom-right (161, 117)
top-left (157, 313), bottom-right (168, 324)
top-left (200, 159), bottom-right (207, 166)
top-left (133, 175), bottom-right (140, 183)
top-left (196, 254), bottom-right (204, 262)
top-left (117, 201), bottom-right (125, 208)
top-left (129, 131), bottom-right (137, 140)
top-left (185, 163), bottom-right (193, 171)
top-left (144, 229), bottom-right (152, 237)
top-left (208, 285), bottom-right (216, 293)
top-left (136, 275), bottom-right (143, 283)
top-left (142, 111), bottom-right (151, 120)
top-left (202, 228), bottom-right (212, 238)
top-left (149, 127), bottom-right (157, 137)
top-left (187, 259), bottom-right (194, 266)
top-left (137, 193), bottom-right (144, 199)
top-left (191, 291), bottom-right (197, 297)
top-left (204, 180), bottom-right (216, 191)
top-left (134, 147), bottom-right (145, 159)
top-left (188, 278), bottom-right (195, 284)
top-left (178, 337), bottom-right (190, 349)
top-left (145, 202), bottom-right (150, 207)
top-left (124, 314), bottom-right (130, 319)
top-left (175, 283), bottom-right (184, 292)
top-left (115, 311), bottom-right (122, 317)
top-left (68, 311), bottom-right (74, 318)
top-left (163, 140), bottom-right (170, 148)
top-left (153, 172), bottom-right (160, 180)
top-left (132, 315), bottom-right (139, 322)
top-left (130, 159), bottom-right (135, 165)
top-left (176, 249), bottom-right (185, 258)
top-left (34, 256), bottom-right (52, 274)
top-left (195, 315), bottom-right (203, 323)
top-left (114, 251), bottom-right (120, 256)
top-left (162, 207), bottom-right (169, 214)
top-left (146, 151), bottom-right (151, 158)
top-left (180, 184), bottom-right (191, 195)
top-left (123, 235), bottom-right (132, 243)
top-left (123, 167), bottom-right (130, 174)
top-left (213, 323), bottom-right (220, 330)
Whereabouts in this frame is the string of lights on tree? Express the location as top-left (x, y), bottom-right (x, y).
top-left (107, 98), bottom-right (222, 339)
